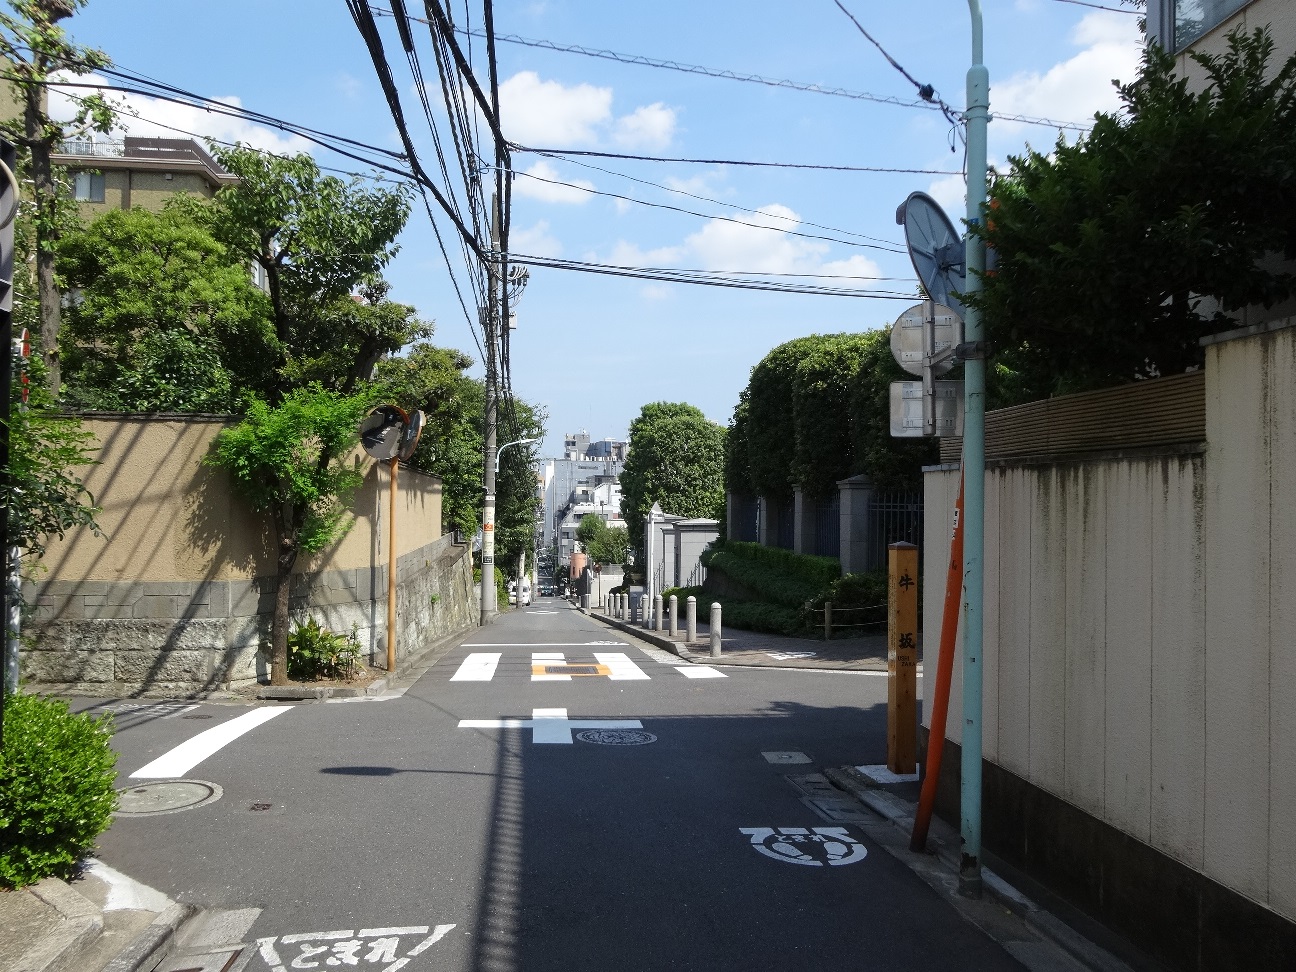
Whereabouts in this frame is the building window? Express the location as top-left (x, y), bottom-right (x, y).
top-left (1174, 0), bottom-right (1251, 51)
top-left (73, 171), bottom-right (105, 202)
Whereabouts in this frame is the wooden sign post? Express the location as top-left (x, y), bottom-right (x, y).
top-left (888, 541), bottom-right (919, 775)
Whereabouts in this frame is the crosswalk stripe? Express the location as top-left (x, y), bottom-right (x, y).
top-left (450, 653), bottom-right (501, 681)
top-left (677, 665), bottom-right (728, 679)
top-left (594, 652), bottom-right (651, 680)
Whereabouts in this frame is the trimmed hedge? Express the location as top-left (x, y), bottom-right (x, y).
top-left (1, 693), bottom-right (119, 889)
top-left (801, 570), bottom-right (890, 632)
top-left (701, 540), bottom-right (839, 608)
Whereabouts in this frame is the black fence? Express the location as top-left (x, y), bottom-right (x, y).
top-left (775, 496), bottom-right (795, 550)
top-left (814, 492), bottom-right (840, 558)
top-left (864, 491), bottom-right (923, 572)
top-left (730, 495), bottom-right (759, 542)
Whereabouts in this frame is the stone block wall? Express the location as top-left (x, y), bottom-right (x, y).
top-left (22, 534), bottom-right (478, 697)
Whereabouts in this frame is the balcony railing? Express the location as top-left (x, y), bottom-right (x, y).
top-left (57, 140), bottom-right (125, 158)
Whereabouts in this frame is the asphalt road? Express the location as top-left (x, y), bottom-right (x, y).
top-left (80, 599), bottom-right (1025, 972)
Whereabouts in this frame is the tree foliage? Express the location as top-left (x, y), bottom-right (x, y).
top-left (0, 0), bottom-right (115, 396)
top-left (971, 28), bottom-right (1296, 402)
top-left (59, 206), bottom-right (274, 411)
top-left (619, 401), bottom-right (725, 555)
top-left (576, 512), bottom-right (629, 565)
top-left (728, 332), bottom-right (935, 501)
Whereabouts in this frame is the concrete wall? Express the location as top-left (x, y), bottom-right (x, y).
top-left (23, 414), bottom-right (473, 695)
top-left (921, 318), bottom-right (1296, 939)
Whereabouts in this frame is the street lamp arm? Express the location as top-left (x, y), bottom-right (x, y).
top-left (495, 436), bottom-right (541, 474)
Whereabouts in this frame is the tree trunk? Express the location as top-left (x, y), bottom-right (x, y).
top-left (25, 90), bottom-right (61, 398)
top-left (270, 519), bottom-right (298, 685)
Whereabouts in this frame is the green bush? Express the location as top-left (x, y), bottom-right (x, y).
top-left (661, 585), bottom-right (704, 606)
top-left (1, 692), bottom-right (118, 889)
top-left (801, 571), bottom-right (890, 633)
top-left (702, 540), bottom-right (840, 608)
top-left (713, 598), bottom-right (803, 636)
top-left (288, 618), bottom-right (362, 681)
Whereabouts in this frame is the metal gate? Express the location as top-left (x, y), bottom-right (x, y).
top-left (814, 492), bottom-right (840, 558)
top-left (730, 495), bottom-right (759, 542)
top-left (865, 491), bottom-right (923, 571)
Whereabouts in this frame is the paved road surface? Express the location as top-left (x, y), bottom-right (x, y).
top-left (79, 599), bottom-right (1024, 971)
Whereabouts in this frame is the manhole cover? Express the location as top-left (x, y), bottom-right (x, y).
top-left (763, 751), bottom-right (812, 764)
top-left (575, 729), bottom-right (657, 745)
top-left (115, 779), bottom-right (223, 816)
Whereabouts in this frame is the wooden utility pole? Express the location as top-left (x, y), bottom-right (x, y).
top-left (888, 541), bottom-right (919, 774)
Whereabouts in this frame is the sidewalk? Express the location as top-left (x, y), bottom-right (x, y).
top-left (589, 607), bottom-right (911, 671)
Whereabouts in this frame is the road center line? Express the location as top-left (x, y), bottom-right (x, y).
top-left (130, 706), bottom-right (290, 779)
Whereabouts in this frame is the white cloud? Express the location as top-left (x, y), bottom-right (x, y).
top-left (925, 173), bottom-right (966, 217)
top-left (511, 220), bottom-right (563, 258)
top-left (604, 204), bottom-right (883, 287)
top-left (994, 11), bottom-right (1142, 134)
top-left (611, 102), bottom-right (677, 150)
top-left (496, 71), bottom-right (676, 150)
top-left (498, 71), bottom-right (612, 146)
top-left (513, 160), bottom-right (595, 204)
top-left (49, 72), bottom-right (310, 155)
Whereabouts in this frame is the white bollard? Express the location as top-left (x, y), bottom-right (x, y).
top-left (654, 594), bottom-right (663, 632)
top-left (710, 602), bottom-right (722, 657)
top-left (668, 595), bottom-right (678, 639)
top-left (686, 596), bottom-right (697, 643)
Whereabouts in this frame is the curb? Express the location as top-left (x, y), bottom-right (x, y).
top-left (589, 611), bottom-right (708, 659)
top-left (824, 766), bottom-right (1133, 972)
top-left (99, 902), bottom-right (196, 972)
top-left (16, 878), bottom-right (103, 972)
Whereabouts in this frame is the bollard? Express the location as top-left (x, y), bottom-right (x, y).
top-left (824, 600), bottom-right (833, 640)
top-left (580, 593), bottom-right (589, 611)
top-left (668, 595), bottom-right (678, 639)
top-left (686, 596), bottom-right (697, 643)
top-left (710, 602), bottom-right (722, 657)
top-left (888, 541), bottom-right (919, 775)
top-left (622, 593), bottom-right (629, 619)
top-left (654, 594), bottom-right (663, 632)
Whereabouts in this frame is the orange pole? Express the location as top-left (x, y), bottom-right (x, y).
top-left (387, 456), bottom-right (398, 675)
top-left (910, 469), bottom-right (965, 851)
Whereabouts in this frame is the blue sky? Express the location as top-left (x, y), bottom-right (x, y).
top-left (57, 0), bottom-right (1143, 456)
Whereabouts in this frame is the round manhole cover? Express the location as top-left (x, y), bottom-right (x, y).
top-left (575, 729), bottom-right (657, 746)
top-left (115, 779), bottom-right (223, 816)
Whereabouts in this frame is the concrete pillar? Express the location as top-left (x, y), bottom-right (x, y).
top-left (686, 596), bottom-right (697, 643)
top-left (793, 488), bottom-right (818, 556)
top-left (654, 594), bottom-right (663, 632)
top-left (668, 595), bottom-right (678, 639)
top-left (837, 474), bottom-right (875, 575)
top-left (710, 602), bottom-right (722, 657)
top-left (757, 496), bottom-right (779, 547)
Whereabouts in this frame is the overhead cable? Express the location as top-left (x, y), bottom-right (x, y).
top-left (510, 167), bottom-right (907, 253)
top-left (511, 144), bottom-right (964, 175)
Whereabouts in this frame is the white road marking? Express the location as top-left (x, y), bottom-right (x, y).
top-left (741, 827), bottom-right (868, 866)
top-left (130, 706), bottom-right (289, 779)
top-left (676, 665), bottom-right (727, 679)
top-left (593, 652), bottom-right (650, 680)
top-left (258, 923), bottom-right (455, 972)
top-left (459, 707), bottom-right (643, 744)
top-left (84, 861), bottom-right (171, 912)
top-left (450, 652), bottom-right (501, 681)
top-left (461, 642), bottom-right (628, 647)
top-left (531, 652), bottom-right (571, 680)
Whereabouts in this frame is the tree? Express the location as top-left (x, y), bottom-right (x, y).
top-left (207, 388), bottom-right (370, 685)
top-left (619, 401), bottom-right (725, 556)
top-left (846, 330), bottom-right (938, 492)
top-left (744, 337), bottom-right (825, 500)
top-left (971, 28), bottom-right (1296, 403)
top-left (177, 146), bottom-right (412, 400)
top-left (195, 148), bottom-right (417, 684)
top-left (0, 0), bottom-right (115, 396)
top-left (58, 206), bottom-right (275, 411)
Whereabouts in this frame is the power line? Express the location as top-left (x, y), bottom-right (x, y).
top-left (510, 166), bottom-right (906, 253)
top-left (524, 149), bottom-right (904, 249)
top-left (509, 253), bottom-right (917, 299)
top-left (456, 25), bottom-right (1093, 133)
top-left (511, 143), bottom-right (963, 175)
top-left (1048, 0), bottom-right (1141, 12)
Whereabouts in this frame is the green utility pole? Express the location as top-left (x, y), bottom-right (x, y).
top-left (960, 0), bottom-right (990, 898)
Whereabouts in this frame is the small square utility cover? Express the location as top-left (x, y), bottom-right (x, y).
top-left (156, 948), bottom-right (246, 972)
top-left (762, 751), bottom-right (812, 764)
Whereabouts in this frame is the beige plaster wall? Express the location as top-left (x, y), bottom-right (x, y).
top-left (922, 317), bottom-right (1296, 920)
top-left (38, 415), bottom-right (441, 586)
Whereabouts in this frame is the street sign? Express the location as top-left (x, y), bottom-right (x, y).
top-left (889, 381), bottom-right (964, 438)
top-left (890, 302), bottom-right (961, 377)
